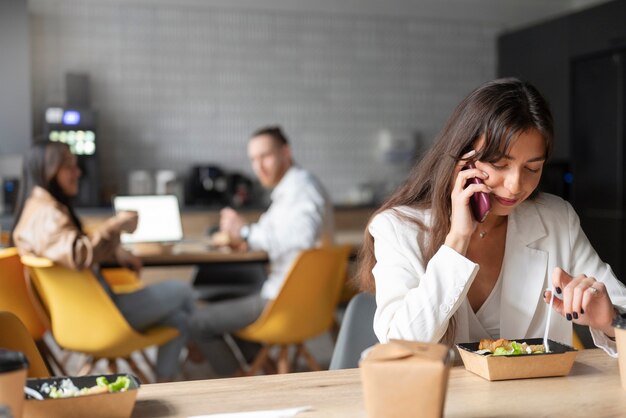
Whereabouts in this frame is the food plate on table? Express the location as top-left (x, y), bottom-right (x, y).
top-left (24, 373), bottom-right (140, 418)
top-left (456, 338), bottom-right (577, 381)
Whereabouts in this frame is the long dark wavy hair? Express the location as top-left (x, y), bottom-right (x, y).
top-left (10, 141), bottom-right (82, 243)
top-left (357, 78), bottom-right (554, 340)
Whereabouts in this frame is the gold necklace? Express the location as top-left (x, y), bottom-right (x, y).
top-left (477, 218), bottom-right (507, 239)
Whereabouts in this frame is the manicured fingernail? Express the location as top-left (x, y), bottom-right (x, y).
top-left (556, 287), bottom-right (562, 294)
top-left (581, 308), bottom-right (585, 314)
top-left (482, 171), bottom-right (488, 177)
top-left (566, 313), bottom-right (572, 321)
top-left (573, 312), bottom-right (579, 319)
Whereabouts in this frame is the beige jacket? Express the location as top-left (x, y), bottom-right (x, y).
top-left (13, 187), bottom-right (126, 270)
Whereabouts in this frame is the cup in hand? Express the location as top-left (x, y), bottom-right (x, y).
top-left (116, 210), bottom-right (139, 233)
top-left (0, 350), bottom-right (29, 418)
top-left (613, 313), bottom-right (626, 390)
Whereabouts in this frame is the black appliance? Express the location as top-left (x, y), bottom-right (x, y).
top-left (227, 172), bottom-right (254, 207)
top-left (2, 178), bottom-right (19, 214)
top-left (186, 165), bottom-right (229, 206)
top-left (42, 107), bottom-right (99, 206)
top-left (186, 166), bottom-right (255, 207)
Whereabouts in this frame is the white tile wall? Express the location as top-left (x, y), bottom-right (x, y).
top-left (30, 0), bottom-right (500, 203)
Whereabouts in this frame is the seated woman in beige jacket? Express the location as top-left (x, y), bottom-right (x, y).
top-left (12, 141), bottom-right (195, 381)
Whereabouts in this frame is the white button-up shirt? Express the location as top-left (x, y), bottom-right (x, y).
top-left (247, 166), bottom-right (334, 299)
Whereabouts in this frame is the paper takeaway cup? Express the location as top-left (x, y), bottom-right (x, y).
top-left (613, 313), bottom-right (626, 390)
top-left (0, 350), bottom-right (29, 418)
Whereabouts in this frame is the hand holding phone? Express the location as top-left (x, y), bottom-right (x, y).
top-left (462, 163), bottom-right (491, 223)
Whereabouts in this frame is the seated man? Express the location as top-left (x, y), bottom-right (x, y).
top-left (190, 125), bottom-right (333, 375)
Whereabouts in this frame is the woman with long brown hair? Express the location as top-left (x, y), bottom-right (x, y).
top-left (359, 78), bottom-right (626, 353)
top-left (12, 141), bottom-right (194, 381)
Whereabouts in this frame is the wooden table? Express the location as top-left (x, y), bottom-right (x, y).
top-left (135, 248), bottom-right (268, 267)
top-left (131, 349), bottom-right (625, 417)
top-left (101, 244), bottom-right (269, 268)
top-left (97, 229), bottom-right (361, 268)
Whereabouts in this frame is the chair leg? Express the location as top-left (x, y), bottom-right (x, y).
top-left (277, 346), bottom-right (290, 374)
top-left (245, 345), bottom-right (271, 376)
top-left (101, 358), bottom-right (112, 373)
top-left (139, 349), bottom-right (156, 372)
top-left (78, 357), bottom-right (95, 375)
top-left (137, 350), bottom-right (160, 379)
top-left (59, 350), bottom-right (76, 372)
top-left (126, 357), bottom-right (151, 384)
top-left (262, 357), bottom-right (277, 375)
top-left (36, 340), bottom-right (68, 376)
top-left (330, 318), bottom-right (340, 344)
top-left (297, 343), bottom-right (321, 371)
top-left (107, 358), bottom-right (118, 374)
top-left (292, 344), bottom-right (305, 371)
top-left (59, 347), bottom-right (74, 362)
top-left (70, 353), bottom-right (90, 376)
top-left (179, 356), bottom-right (192, 380)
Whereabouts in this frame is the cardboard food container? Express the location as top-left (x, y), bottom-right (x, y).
top-left (24, 373), bottom-right (140, 418)
top-left (360, 339), bottom-right (453, 418)
top-left (456, 338), bottom-right (577, 381)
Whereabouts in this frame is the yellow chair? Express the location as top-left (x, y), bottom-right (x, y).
top-left (236, 245), bottom-right (352, 375)
top-left (100, 268), bottom-right (160, 372)
top-left (83, 224), bottom-right (143, 294)
top-left (0, 247), bottom-right (67, 375)
top-left (21, 255), bottom-right (179, 382)
top-left (0, 230), bottom-right (10, 247)
top-left (573, 329), bottom-right (586, 350)
top-left (100, 267), bottom-right (145, 294)
top-left (0, 311), bottom-right (50, 378)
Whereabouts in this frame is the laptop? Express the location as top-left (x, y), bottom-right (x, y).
top-left (113, 195), bottom-right (184, 244)
top-left (113, 194), bottom-right (216, 255)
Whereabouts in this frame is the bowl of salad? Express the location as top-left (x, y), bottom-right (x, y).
top-left (24, 374), bottom-right (140, 418)
top-left (456, 338), bottom-right (577, 381)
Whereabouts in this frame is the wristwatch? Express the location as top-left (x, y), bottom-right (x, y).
top-left (239, 224), bottom-right (251, 242)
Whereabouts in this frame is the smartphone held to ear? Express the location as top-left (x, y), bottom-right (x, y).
top-left (462, 163), bottom-right (491, 223)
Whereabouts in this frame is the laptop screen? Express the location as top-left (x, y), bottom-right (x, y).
top-left (112, 195), bottom-right (184, 244)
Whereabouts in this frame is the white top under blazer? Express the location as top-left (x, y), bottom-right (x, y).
top-left (369, 193), bottom-right (626, 356)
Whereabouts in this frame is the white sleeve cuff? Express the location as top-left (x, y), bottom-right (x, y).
top-left (439, 244), bottom-right (478, 270)
top-left (589, 327), bottom-right (618, 357)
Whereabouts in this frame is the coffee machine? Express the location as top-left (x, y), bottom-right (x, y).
top-left (186, 165), bottom-right (229, 206)
top-left (186, 165), bottom-right (254, 207)
top-left (43, 107), bottom-right (100, 206)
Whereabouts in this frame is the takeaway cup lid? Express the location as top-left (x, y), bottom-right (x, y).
top-left (0, 349), bottom-right (29, 373)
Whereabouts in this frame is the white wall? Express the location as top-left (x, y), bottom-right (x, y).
top-left (29, 0), bottom-right (592, 202)
top-left (0, 0), bottom-right (31, 155)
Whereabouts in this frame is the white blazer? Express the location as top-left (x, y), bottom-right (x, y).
top-left (369, 193), bottom-right (626, 356)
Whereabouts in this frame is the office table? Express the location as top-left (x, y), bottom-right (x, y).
top-left (100, 244), bottom-right (269, 268)
top-left (136, 248), bottom-right (268, 267)
top-left (131, 349), bottom-right (625, 417)
top-left (105, 245), bottom-right (270, 300)
top-left (129, 230), bottom-right (364, 267)
top-left (98, 228), bottom-right (363, 268)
